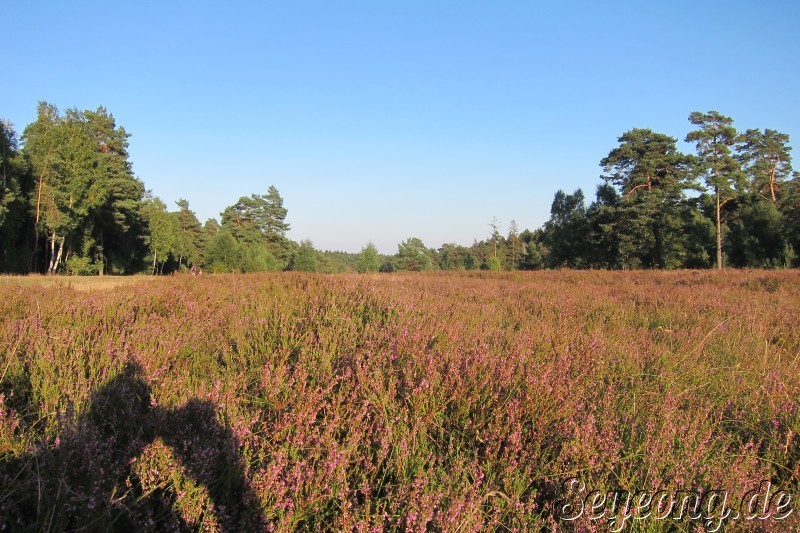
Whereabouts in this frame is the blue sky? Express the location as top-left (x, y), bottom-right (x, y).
top-left (4, 1), bottom-right (799, 253)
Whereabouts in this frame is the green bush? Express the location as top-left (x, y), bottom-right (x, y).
top-left (65, 255), bottom-right (100, 276)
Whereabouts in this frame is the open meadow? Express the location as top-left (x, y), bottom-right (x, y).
top-left (1, 271), bottom-right (799, 531)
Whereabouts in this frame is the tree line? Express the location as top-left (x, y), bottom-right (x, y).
top-left (0, 102), bottom-right (326, 275)
top-left (535, 111), bottom-right (800, 270)
top-left (1, 103), bottom-right (797, 275)
top-left (372, 111), bottom-right (800, 272)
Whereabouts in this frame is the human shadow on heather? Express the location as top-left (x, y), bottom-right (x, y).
top-left (0, 363), bottom-right (264, 532)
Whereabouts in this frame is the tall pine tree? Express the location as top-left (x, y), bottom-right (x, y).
top-left (686, 111), bottom-right (744, 270)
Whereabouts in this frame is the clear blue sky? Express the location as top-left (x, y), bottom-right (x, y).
top-left (4, 1), bottom-right (799, 253)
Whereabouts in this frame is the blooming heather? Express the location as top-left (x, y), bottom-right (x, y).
top-left (0, 271), bottom-right (798, 531)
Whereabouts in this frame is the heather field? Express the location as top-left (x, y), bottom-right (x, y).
top-left (1, 271), bottom-right (799, 532)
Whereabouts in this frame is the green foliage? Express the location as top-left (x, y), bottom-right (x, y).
top-left (518, 230), bottom-right (544, 270)
top-left (727, 196), bottom-right (788, 267)
top-left (65, 255), bottom-right (100, 275)
top-left (315, 250), bottom-right (363, 273)
top-left (437, 243), bottom-right (476, 270)
top-left (82, 107), bottom-right (147, 274)
top-left (583, 183), bottom-right (621, 268)
top-left (238, 242), bottom-right (280, 272)
top-left (486, 256), bottom-right (502, 271)
top-left (357, 242), bottom-right (380, 273)
top-left (2, 101), bottom-right (799, 274)
top-left (782, 173), bottom-right (800, 265)
top-left (533, 115), bottom-right (794, 270)
top-left (602, 128), bottom-right (697, 196)
top-left (600, 129), bottom-right (696, 269)
top-left (542, 189), bottom-right (590, 268)
top-left (17, 102), bottom-right (147, 274)
top-left (686, 111), bottom-right (743, 193)
top-left (686, 110), bottom-right (745, 269)
top-left (216, 185), bottom-right (292, 271)
top-left (0, 119), bottom-right (31, 273)
top-left (171, 199), bottom-right (203, 268)
top-left (680, 201), bottom-right (716, 268)
top-left (394, 237), bottom-right (433, 271)
top-left (290, 239), bottom-right (319, 272)
top-left (505, 220), bottom-right (522, 270)
top-left (221, 186), bottom-right (290, 262)
top-left (141, 195), bottom-right (177, 274)
top-left (205, 228), bottom-right (239, 273)
top-left (737, 128), bottom-right (793, 202)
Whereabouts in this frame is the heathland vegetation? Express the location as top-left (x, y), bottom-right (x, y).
top-left (1, 271), bottom-right (798, 529)
top-left (1, 103), bottom-right (799, 275)
top-left (2, 101), bottom-right (799, 529)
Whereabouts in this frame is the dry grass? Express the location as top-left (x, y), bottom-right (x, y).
top-left (0, 274), bottom-right (159, 291)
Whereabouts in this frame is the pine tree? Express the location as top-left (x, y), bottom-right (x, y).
top-left (601, 128), bottom-right (696, 269)
top-left (737, 128), bottom-right (793, 203)
top-left (686, 111), bottom-right (745, 269)
top-left (221, 185), bottom-right (291, 264)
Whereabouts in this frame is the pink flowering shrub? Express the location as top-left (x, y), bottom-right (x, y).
top-left (0, 270), bottom-right (798, 531)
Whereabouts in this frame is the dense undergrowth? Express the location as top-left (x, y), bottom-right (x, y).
top-left (1, 271), bottom-right (798, 531)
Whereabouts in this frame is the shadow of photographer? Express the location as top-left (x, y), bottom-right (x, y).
top-left (0, 363), bottom-right (264, 532)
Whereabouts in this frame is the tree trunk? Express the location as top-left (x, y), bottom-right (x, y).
top-left (51, 237), bottom-right (65, 274)
top-left (30, 232), bottom-right (39, 274)
top-left (654, 222), bottom-right (665, 269)
top-left (716, 188), bottom-right (723, 270)
top-left (35, 153), bottom-right (50, 226)
top-left (47, 232), bottom-right (57, 274)
top-left (152, 251), bottom-right (158, 275)
top-left (98, 233), bottom-right (105, 276)
top-left (770, 160), bottom-right (778, 202)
